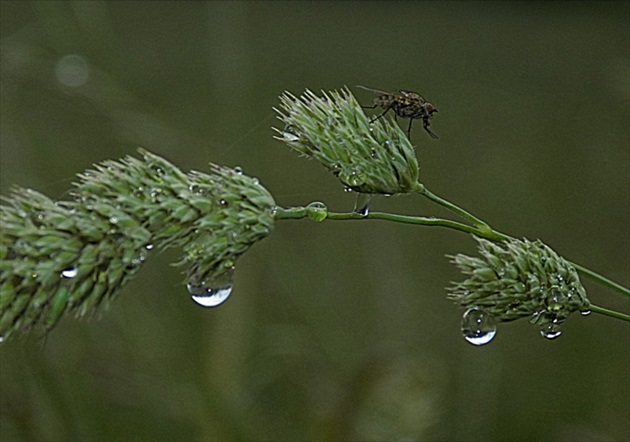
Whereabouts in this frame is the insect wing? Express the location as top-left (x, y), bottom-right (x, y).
top-left (398, 90), bottom-right (428, 104)
top-left (356, 85), bottom-right (394, 95)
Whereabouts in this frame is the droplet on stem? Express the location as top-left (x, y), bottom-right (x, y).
top-left (353, 193), bottom-right (372, 217)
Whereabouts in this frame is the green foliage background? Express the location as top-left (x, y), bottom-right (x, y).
top-left (1, 1), bottom-right (628, 441)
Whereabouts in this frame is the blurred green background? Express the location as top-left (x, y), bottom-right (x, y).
top-left (1, 1), bottom-right (628, 441)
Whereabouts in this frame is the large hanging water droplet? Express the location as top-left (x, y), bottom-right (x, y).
top-left (353, 193), bottom-right (372, 217)
top-left (540, 324), bottom-right (562, 339)
top-left (461, 308), bottom-right (497, 346)
top-left (186, 268), bottom-right (234, 308)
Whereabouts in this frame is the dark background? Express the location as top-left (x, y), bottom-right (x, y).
top-left (1, 1), bottom-right (628, 441)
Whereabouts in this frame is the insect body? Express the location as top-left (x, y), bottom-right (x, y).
top-left (357, 85), bottom-right (439, 140)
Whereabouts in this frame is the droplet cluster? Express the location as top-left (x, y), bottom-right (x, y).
top-left (448, 237), bottom-right (590, 344)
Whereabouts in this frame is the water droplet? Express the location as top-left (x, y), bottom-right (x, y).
top-left (186, 268), bottom-right (234, 308)
top-left (555, 274), bottom-right (564, 283)
top-left (339, 167), bottom-right (367, 188)
top-left (545, 287), bottom-right (565, 312)
top-left (61, 267), bottom-right (78, 279)
top-left (0, 336), bottom-right (4, 343)
top-left (234, 166), bottom-right (243, 175)
top-left (353, 193), bottom-right (372, 217)
top-left (580, 309), bottom-right (592, 316)
top-left (461, 308), bottom-right (497, 346)
top-left (109, 216), bottom-right (118, 224)
top-left (306, 201), bottom-right (328, 222)
top-left (282, 132), bottom-right (299, 142)
top-left (133, 186), bottom-right (145, 198)
top-left (540, 324), bottom-right (562, 339)
top-left (131, 250), bottom-right (147, 266)
top-left (145, 244), bottom-right (154, 250)
top-left (219, 199), bottom-right (228, 206)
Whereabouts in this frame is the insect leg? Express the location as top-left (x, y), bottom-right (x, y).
top-left (406, 119), bottom-right (413, 139)
top-left (369, 106), bottom-right (392, 123)
top-left (423, 118), bottom-right (439, 139)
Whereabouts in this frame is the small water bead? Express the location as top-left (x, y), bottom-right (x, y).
top-left (131, 250), bottom-right (147, 266)
top-left (234, 166), bottom-right (243, 175)
top-left (580, 309), bottom-right (592, 316)
top-left (461, 308), bottom-right (497, 346)
top-left (132, 186), bottom-right (145, 198)
top-left (555, 274), bottom-right (564, 283)
top-left (282, 132), bottom-right (300, 142)
top-left (545, 287), bottom-right (565, 312)
top-left (339, 167), bottom-right (367, 188)
top-left (60, 267), bottom-right (78, 279)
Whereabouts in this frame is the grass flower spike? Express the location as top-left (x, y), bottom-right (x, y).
top-left (274, 88), bottom-right (422, 195)
top-left (448, 237), bottom-right (591, 340)
top-left (0, 150), bottom-right (275, 340)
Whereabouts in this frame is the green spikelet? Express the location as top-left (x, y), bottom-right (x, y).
top-left (273, 88), bottom-right (422, 195)
top-left (0, 150), bottom-right (275, 341)
top-left (448, 237), bottom-right (591, 338)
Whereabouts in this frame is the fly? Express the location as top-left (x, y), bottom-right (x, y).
top-left (357, 85), bottom-right (439, 140)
